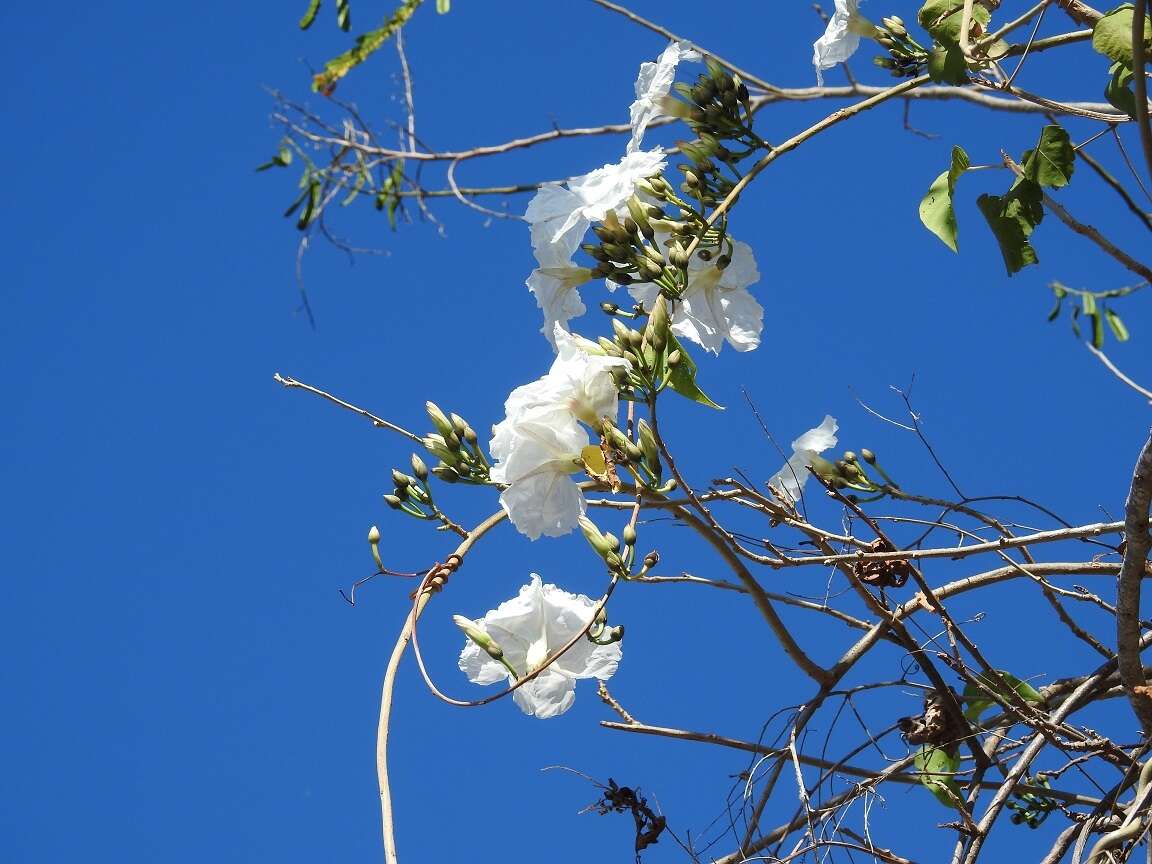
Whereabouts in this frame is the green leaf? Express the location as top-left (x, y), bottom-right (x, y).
top-left (927, 44), bottom-right (969, 84)
top-left (312, 0), bottom-right (423, 93)
top-left (336, 0), bottom-right (351, 31)
top-left (341, 168), bottom-right (368, 206)
top-left (257, 145), bottom-right (294, 172)
top-left (1092, 4), bottom-right (1152, 68)
top-left (919, 145), bottom-right (970, 251)
top-left (1091, 310), bottom-right (1105, 348)
top-left (297, 181), bottom-right (321, 230)
top-left (436, 0), bottom-right (450, 11)
top-left (1106, 307), bottom-right (1131, 341)
top-left (665, 335), bottom-right (723, 409)
top-left (918, 0), bottom-right (990, 46)
top-left (299, 0), bottom-right (322, 29)
top-left (1106, 61), bottom-right (1138, 115)
top-left (913, 746), bottom-right (963, 809)
top-left (977, 181), bottom-right (1043, 275)
top-left (963, 670), bottom-right (1044, 721)
top-left (1020, 126), bottom-right (1075, 189)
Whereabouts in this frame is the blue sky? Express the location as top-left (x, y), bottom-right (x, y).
top-left (4, 2), bottom-right (1151, 862)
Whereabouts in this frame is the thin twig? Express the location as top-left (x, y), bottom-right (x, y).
top-left (1086, 342), bottom-right (1152, 403)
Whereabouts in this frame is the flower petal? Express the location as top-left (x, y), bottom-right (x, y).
top-left (499, 469), bottom-right (587, 539)
top-left (512, 668), bottom-right (577, 719)
top-left (628, 42), bottom-right (700, 153)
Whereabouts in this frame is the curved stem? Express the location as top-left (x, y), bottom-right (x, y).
top-left (377, 509), bottom-right (507, 864)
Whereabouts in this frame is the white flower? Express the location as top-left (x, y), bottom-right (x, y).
top-left (766, 416), bottom-right (839, 503)
top-left (490, 327), bottom-right (629, 539)
top-left (813, 0), bottom-right (877, 86)
top-left (489, 405), bottom-right (589, 540)
top-left (527, 264), bottom-right (593, 347)
top-left (627, 235), bottom-right (764, 354)
top-left (457, 574), bottom-right (622, 719)
top-left (628, 41), bottom-right (701, 154)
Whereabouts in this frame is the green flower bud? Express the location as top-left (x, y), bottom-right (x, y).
top-left (667, 349), bottom-right (682, 367)
top-left (622, 524), bottom-right (637, 546)
top-left (603, 532), bottom-right (621, 553)
top-left (410, 454), bottom-right (429, 481)
top-left (426, 401), bottom-right (453, 437)
top-left (392, 469), bottom-right (411, 488)
top-left (578, 515), bottom-right (618, 559)
top-left (394, 484), bottom-right (410, 502)
top-left (590, 262), bottom-right (615, 279)
top-left (452, 615), bottom-right (506, 661)
top-left (637, 418), bottom-right (660, 471)
top-left (598, 336), bottom-right (622, 356)
top-left (611, 318), bottom-right (631, 345)
top-left (432, 464), bottom-right (460, 483)
top-left (860, 448), bottom-right (877, 464)
top-left (843, 451), bottom-right (857, 463)
top-left (444, 430), bottom-right (462, 452)
top-left (422, 435), bottom-right (457, 463)
top-left (600, 301), bottom-right (619, 314)
top-left (462, 425), bottom-right (478, 446)
top-left (383, 494), bottom-right (403, 510)
top-left (368, 525), bottom-right (381, 544)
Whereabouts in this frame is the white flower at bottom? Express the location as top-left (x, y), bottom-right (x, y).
top-left (766, 415), bottom-right (839, 503)
top-left (627, 236), bottom-right (764, 354)
top-left (812, 0), bottom-right (877, 86)
top-left (457, 574), bottom-right (622, 719)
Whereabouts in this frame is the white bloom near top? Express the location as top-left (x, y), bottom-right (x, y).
top-left (812, 0), bottom-right (874, 85)
top-left (458, 574), bottom-right (622, 719)
top-left (628, 41), bottom-right (701, 154)
top-left (627, 235), bottom-right (764, 354)
top-left (489, 326), bottom-right (629, 539)
top-left (766, 415), bottom-right (839, 503)
top-left (524, 41), bottom-right (697, 346)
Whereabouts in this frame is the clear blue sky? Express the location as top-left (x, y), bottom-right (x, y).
top-left (3, 2), bottom-right (1150, 862)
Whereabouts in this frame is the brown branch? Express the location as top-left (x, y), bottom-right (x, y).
top-left (1133, 0), bottom-right (1152, 184)
top-left (1118, 432), bottom-right (1152, 735)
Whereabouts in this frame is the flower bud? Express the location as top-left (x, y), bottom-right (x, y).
top-left (622, 524), bottom-right (637, 546)
top-left (422, 434), bottom-right (457, 463)
top-left (453, 615), bottom-right (506, 661)
top-left (368, 525), bottom-right (381, 544)
top-left (392, 468), bottom-right (410, 488)
top-left (637, 418), bottom-right (660, 472)
top-left (444, 430), bottom-right (462, 452)
top-left (598, 336), bottom-right (622, 356)
top-left (603, 532), bottom-right (621, 553)
top-left (666, 349), bottom-right (682, 367)
top-left (410, 453), bottom-right (429, 480)
top-left (578, 515), bottom-right (618, 559)
top-left (383, 494), bottom-right (403, 510)
top-left (432, 464), bottom-right (460, 483)
top-left (426, 401), bottom-right (453, 437)
top-left (716, 254), bottom-right (731, 270)
top-left (600, 301), bottom-right (618, 314)
top-left (860, 448), bottom-right (876, 464)
top-left (843, 451), bottom-right (857, 463)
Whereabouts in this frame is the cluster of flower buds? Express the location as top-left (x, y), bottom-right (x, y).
top-left (872, 16), bottom-right (928, 77)
top-left (582, 201), bottom-right (681, 288)
top-left (598, 415), bottom-right (670, 491)
top-left (385, 402), bottom-right (489, 519)
top-left (418, 401), bottom-right (489, 485)
top-left (667, 58), bottom-right (754, 145)
top-left (823, 447), bottom-right (902, 501)
top-left (594, 296), bottom-right (685, 401)
top-left (578, 515), bottom-right (661, 583)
